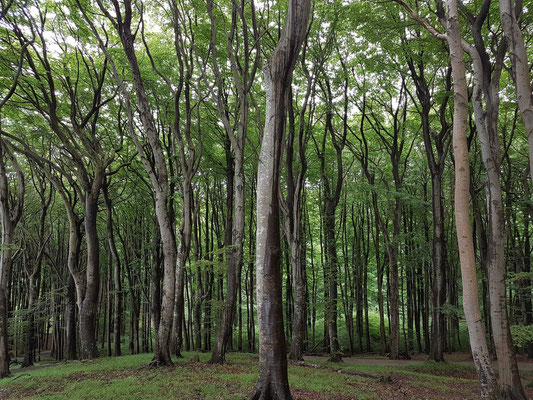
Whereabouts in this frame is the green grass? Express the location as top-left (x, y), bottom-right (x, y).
top-left (0, 352), bottom-right (485, 399)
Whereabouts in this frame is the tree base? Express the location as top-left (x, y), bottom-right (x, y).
top-left (147, 360), bottom-right (172, 369)
top-left (251, 382), bottom-right (292, 400)
top-left (287, 349), bottom-right (303, 361)
top-left (499, 386), bottom-right (527, 400)
top-left (328, 353), bottom-right (343, 363)
top-left (148, 355), bottom-right (173, 368)
top-left (209, 352), bottom-right (226, 364)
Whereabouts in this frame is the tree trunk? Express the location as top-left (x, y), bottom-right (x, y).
top-left (444, 1), bottom-right (500, 396)
top-left (78, 181), bottom-right (103, 360)
top-left (65, 275), bottom-right (78, 360)
top-left (498, 0), bottom-right (533, 182)
top-left (93, 0), bottom-right (178, 365)
top-left (103, 182), bottom-right (122, 357)
top-left (0, 141), bottom-right (24, 377)
top-left (463, 13), bottom-right (526, 396)
top-left (252, 1), bottom-right (310, 397)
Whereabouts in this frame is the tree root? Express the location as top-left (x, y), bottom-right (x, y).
top-left (291, 361), bottom-right (394, 383)
top-left (145, 358), bottom-right (173, 369)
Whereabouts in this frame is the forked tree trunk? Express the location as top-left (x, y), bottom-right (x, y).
top-left (498, 0), bottom-right (533, 182)
top-left (444, 1), bottom-right (500, 396)
top-left (252, 1), bottom-right (310, 398)
top-left (465, 23), bottom-right (525, 397)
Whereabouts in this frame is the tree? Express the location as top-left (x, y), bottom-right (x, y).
top-left (206, 0), bottom-right (260, 364)
top-left (442, 0), bottom-right (500, 396)
top-left (253, 0), bottom-right (310, 397)
top-left (498, 0), bottom-right (533, 183)
top-left (83, 0), bottom-right (178, 365)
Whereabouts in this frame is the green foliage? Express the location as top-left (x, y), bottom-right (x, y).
top-left (510, 324), bottom-right (533, 348)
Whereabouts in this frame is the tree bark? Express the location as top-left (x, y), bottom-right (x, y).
top-left (463, 7), bottom-right (525, 396)
top-left (91, 0), bottom-right (178, 365)
top-left (444, 1), bottom-right (500, 396)
top-left (103, 181), bottom-right (122, 357)
top-left (0, 141), bottom-right (24, 377)
top-left (252, 0), bottom-right (310, 397)
top-left (498, 0), bottom-right (533, 182)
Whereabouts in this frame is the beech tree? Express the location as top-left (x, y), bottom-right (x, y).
top-left (0, 1), bottom-right (531, 398)
top-left (253, 0), bottom-right (310, 397)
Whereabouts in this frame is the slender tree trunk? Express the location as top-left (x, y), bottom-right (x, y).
top-left (103, 182), bottom-right (122, 357)
top-left (498, 0), bottom-right (533, 182)
top-left (0, 142), bottom-right (24, 377)
top-left (444, 2), bottom-right (500, 396)
top-left (65, 275), bottom-right (77, 360)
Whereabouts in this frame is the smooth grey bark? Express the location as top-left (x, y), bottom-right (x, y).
top-left (87, 0), bottom-right (178, 365)
top-left (498, 0), bottom-right (533, 182)
top-left (443, 0), bottom-right (500, 396)
top-left (253, 0), bottom-right (310, 398)
top-left (458, 3), bottom-right (525, 395)
top-left (103, 180), bottom-right (122, 357)
top-left (206, 0), bottom-right (259, 364)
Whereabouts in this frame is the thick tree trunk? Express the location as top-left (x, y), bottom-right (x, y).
top-left (95, 1), bottom-right (177, 365)
top-left (78, 181), bottom-right (103, 360)
top-left (252, 1), bottom-right (310, 397)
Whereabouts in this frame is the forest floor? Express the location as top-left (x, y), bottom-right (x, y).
top-left (0, 351), bottom-right (532, 399)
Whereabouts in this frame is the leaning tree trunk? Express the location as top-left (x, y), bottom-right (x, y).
top-left (252, 0), bottom-right (310, 398)
top-left (444, 1), bottom-right (500, 397)
top-left (88, 0), bottom-right (178, 365)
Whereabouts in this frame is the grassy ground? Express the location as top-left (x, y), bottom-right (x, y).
top-left (0, 352), bottom-right (532, 399)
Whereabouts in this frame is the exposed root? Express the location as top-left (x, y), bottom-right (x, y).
top-left (291, 360), bottom-right (394, 383)
top-left (145, 358), bottom-right (173, 369)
